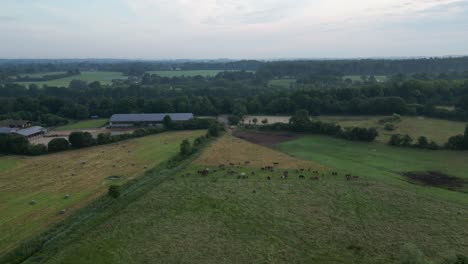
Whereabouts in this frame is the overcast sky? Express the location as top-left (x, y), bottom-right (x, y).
top-left (1, 0), bottom-right (468, 59)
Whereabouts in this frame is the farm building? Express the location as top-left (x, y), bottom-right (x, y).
top-left (0, 126), bottom-right (48, 140)
top-left (109, 113), bottom-right (194, 127)
top-left (0, 127), bottom-right (17, 134)
top-left (0, 119), bottom-right (32, 129)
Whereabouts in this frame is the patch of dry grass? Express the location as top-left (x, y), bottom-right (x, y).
top-left (194, 135), bottom-right (325, 170)
top-left (0, 130), bottom-right (203, 253)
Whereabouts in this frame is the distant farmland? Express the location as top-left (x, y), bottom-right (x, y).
top-left (14, 71), bottom-right (127, 87)
top-left (146, 70), bottom-right (245, 77)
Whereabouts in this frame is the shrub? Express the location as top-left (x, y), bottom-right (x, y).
top-left (69, 132), bottom-right (95, 148)
top-left (384, 123), bottom-right (396, 131)
top-left (96, 133), bottom-right (112, 144)
top-left (48, 138), bottom-right (70, 152)
top-left (27, 144), bottom-right (48, 156)
top-left (108, 185), bottom-right (121, 198)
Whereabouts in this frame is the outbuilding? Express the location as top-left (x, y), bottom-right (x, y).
top-left (13, 126), bottom-right (48, 140)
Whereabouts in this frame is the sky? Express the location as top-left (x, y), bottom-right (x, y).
top-left (1, 0), bottom-right (468, 59)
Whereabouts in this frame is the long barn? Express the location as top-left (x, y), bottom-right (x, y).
top-left (109, 113), bottom-right (194, 127)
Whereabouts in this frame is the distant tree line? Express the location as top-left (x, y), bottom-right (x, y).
top-left (1, 75), bottom-right (468, 126)
top-left (258, 110), bottom-right (379, 142)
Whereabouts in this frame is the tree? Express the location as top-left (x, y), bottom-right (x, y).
top-left (261, 118), bottom-right (268, 125)
top-left (48, 138), bottom-right (70, 152)
top-left (163, 115), bottom-right (173, 129)
top-left (207, 124), bottom-right (220, 137)
top-left (180, 139), bottom-right (192, 156)
top-left (416, 136), bottom-right (429, 148)
top-left (289, 109), bottom-right (310, 131)
top-left (401, 134), bottom-right (413, 147)
top-left (7, 134), bottom-right (30, 154)
top-left (252, 117), bottom-right (258, 126)
top-left (28, 144), bottom-right (47, 156)
top-left (68, 132), bottom-right (95, 148)
top-left (228, 115), bottom-right (240, 126)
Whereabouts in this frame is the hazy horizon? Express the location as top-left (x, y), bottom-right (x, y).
top-left (1, 0), bottom-right (468, 59)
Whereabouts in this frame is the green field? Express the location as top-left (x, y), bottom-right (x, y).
top-left (316, 115), bottom-right (467, 145)
top-left (147, 70), bottom-right (226, 77)
top-left (343, 75), bottom-right (388, 82)
top-left (268, 78), bottom-right (296, 88)
top-left (55, 119), bottom-right (108, 130)
top-left (14, 134), bottom-right (466, 264)
top-left (0, 131), bottom-right (203, 254)
top-left (15, 71), bottom-right (127, 87)
top-left (15, 72), bottom-right (67, 78)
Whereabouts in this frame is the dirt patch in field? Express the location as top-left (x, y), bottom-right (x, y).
top-left (401, 171), bottom-right (467, 192)
top-left (233, 130), bottom-right (302, 147)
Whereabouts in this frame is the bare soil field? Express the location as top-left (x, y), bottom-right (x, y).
top-left (233, 130), bottom-right (302, 147)
top-left (401, 171), bottom-right (467, 192)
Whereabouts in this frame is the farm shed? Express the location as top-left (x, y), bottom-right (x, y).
top-left (0, 127), bottom-right (17, 134)
top-left (0, 119), bottom-right (32, 129)
top-left (109, 113), bottom-right (193, 127)
top-left (14, 126), bottom-right (48, 140)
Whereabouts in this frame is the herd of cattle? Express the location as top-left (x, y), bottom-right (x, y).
top-left (193, 161), bottom-right (360, 181)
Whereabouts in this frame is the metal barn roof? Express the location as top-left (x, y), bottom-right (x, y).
top-left (0, 127), bottom-right (17, 134)
top-left (110, 113), bottom-right (194, 123)
top-left (14, 126), bottom-right (47, 137)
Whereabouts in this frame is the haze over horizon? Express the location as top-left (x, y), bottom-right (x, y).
top-left (1, 0), bottom-right (468, 59)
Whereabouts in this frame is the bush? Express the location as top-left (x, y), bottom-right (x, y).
top-left (27, 144), bottom-right (48, 156)
top-left (68, 132), bottom-right (95, 148)
top-left (96, 133), bottom-right (112, 144)
top-left (108, 185), bottom-right (121, 198)
top-left (384, 123), bottom-right (396, 131)
top-left (48, 138), bottom-right (70, 152)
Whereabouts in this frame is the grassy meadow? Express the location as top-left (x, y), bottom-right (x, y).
top-left (316, 115), bottom-right (467, 145)
top-left (15, 71), bottom-right (126, 87)
top-left (16, 134), bottom-right (467, 264)
top-left (55, 119), bottom-right (109, 130)
top-left (0, 130), bottom-right (204, 253)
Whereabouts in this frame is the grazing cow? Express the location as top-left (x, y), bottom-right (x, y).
top-left (245, 161), bottom-right (250, 165)
top-left (267, 176), bottom-right (271, 180)
top-left (251, 172), bottom-right (256, 175)
top-left (229, 162), bottom-right (235, 166)
top-left (311, 176), bottom-right (319, 180)
top-left (283, 171), bottom-right (289, 176)
top-left (353, 175), bottom-right (359, 180)
top-left (273, 162), bottom-right (279, 165)
top-left (299, 175), bottom-right (305, 179)
top-left (345, 174), bottom-right (352, 180)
